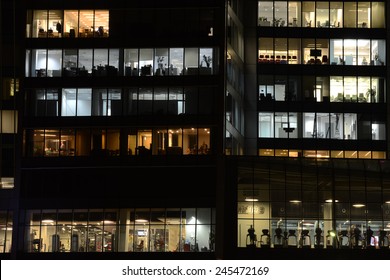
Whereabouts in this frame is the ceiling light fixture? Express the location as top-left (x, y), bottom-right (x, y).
top-left (135, 219), bottom-right (148, 223)
top-left (353, 204), bottom-right (365, 208)
top-left (245, 197), bottom-right (259, 202)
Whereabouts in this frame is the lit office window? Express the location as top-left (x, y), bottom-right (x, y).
top-left (302, 2), bottom-right (315, 27)
top-left (169, 48), bottom-right (184, 76)
top-left (257, 1), bottom-right (384, 29)
top-left (0, 178), bottom-right (14, 190)
top-left (237, 158), bottom-right (390, 248)
top-left (24, 208), bottom-right (215, 253)
top-left (0, 110), bottom-right (17, 133)
top-left (28, 10), bottom-right (62, 38)
top-left (0, 211), bottom-right (12, 253)
top-left (259, 113), bottom-right (274, 138)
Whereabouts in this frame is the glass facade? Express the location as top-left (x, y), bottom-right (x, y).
top-left (24, 127), bottom-right (211, 157)
top-left (237, 158), bottom-right (390, 249)
top-left (0, 211), bottom-right (13, 253)
top-left (3, 0), bottom-right (390, 258)
top-left (258, 1), bottom-right (385, 29)
top-left (23, 208), bottom-right (215, 253)
top-left (25, 87), bottom-right (216, 117)
top-left (26, 10), bottom-right (109, 38)
top-left (258, 38), bottom-right (386, 66)
top-left (26, 47), bottom-right (218, 78)
top-left (256, 0), bottom-right (387, 160)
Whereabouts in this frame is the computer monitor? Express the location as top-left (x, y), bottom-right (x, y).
top-left (310, 49), bottom-right (322, 57)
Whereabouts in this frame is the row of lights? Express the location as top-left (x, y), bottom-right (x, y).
top-left (245, 197), bottom-right (390, 207)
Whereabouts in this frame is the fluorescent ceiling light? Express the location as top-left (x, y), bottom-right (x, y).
top-left (245, 197), bottom-right (259, 202)
top-left (353, 204), bottom-right (365, 208)
top-left (135, 219), bottom-right (148, 223)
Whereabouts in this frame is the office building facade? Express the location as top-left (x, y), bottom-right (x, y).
top-left (1, 0), bottom-right (390, 259)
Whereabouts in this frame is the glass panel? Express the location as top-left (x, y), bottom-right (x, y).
top-left (134, 209), bottom-right (150, 252)
top-left (303, 113), bottom-right (314, 138)
top-left (63, 49), bottom-right (78, 77)
top-left (139, 49), bottom-right (153, 76)
top-left (184, 87), bottom-right (198, 115)
top-left (33, 49), bottom-right (47, 77)
top-left (47, 49), bottom-right (62, 77)
top-left (108, 49), bottom-right (119, 76)
top-left (75, 129), bottom-right (91, 156)
top-left (43, 130), bottom-right (60, 157)
top-left (357, 2), bottom-right (370, 28)
top-left (274, 1), bottom-right (287, 27)
top-left (34, 10), bottom-right (48, 38)
top-left (344, 2), bottom-right (357, 28)
top-left (87, 210), bottom-right (104, 252)
top-left (198, 128), bottom-right (210, 155)
top-left (106, 130), bottom-right (120, 156)
top-left (169, 48), bottom-right (183, 76)
top-left (92, 89), bottom-right (107, 116)
top-left (61, 88), bottom-right (76, 117)
top-left (302, 1), bottom-right (315, 27)
top-left (357, 77), bottom-right (369, 103)
top-left (329, 39), bottom-right (343, 65)
top-left (154, 48), bottom-right (169, 76)
top-left (126, 88), bottom-right (138, 115)
top-left (344, 76), bottom-right (357, 102)
top-left (60, 129), bottom-right (75, 156)
top-left (137, 130), bottom-right (152, 155)
top-left (183, 128), bottom-right (197, 155)
top-left (358, 40), bottom-right (370, 66)
top-left (166, 128), bottom-right (182, 155)
top-left (371, 2), bottom-right (385, 28)
top-left (372, 40), bottom-right (386, 66)
top-left (64, 10), bottom-right (78, 38)
top-left (150, 210), bottom-right (166, 252)
top-left (48, 10), bottom-right (63, 38)
top-left (77, 88), bottom-right (92, 116)
top-left (330, 76), bottom-right (343, 102)
top-left (330, 2), bottom-right (343, 28)
top-left (259, 113), bottom-right (273, 138)
top-left (93, 49), bottom-right (108, 76)
top-left (316, 2), bottom-right (329, 28)
top-left (259, 38), bottom-right (273, 63)
top-left (199, 48), bottom-right (213, 75)
top-left (79, 10), bottom-right (94, 37)
top-left (329, 113), bottom-right (342, 139)
top-left (153, 88), bottom-right (168, 115)
top-left (0, 211), bottom-right (12, 253)
top-left (124, 49), bottom-right (139, 76)
top-left (73, 210), bottom-right (88, 252)
top-left (168, 87), bottom-right (184, 115)
top-left (288, 38), bottom-right (300, 64)
top-left (184, 48), bottom-right (198, 75)
top-left (274, 39), bottom-right (287, 65)
top-left (258, 1), bottom-right (273, 27)
top-left (288, 1), bottom-right (301, 27)
top-left (95, 10), bottom-right (109, 37)
top-left (344, 39), bottom-right (357, 65)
